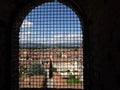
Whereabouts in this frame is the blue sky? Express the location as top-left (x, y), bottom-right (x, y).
top-left (19, 1), bottom-right (82, 44)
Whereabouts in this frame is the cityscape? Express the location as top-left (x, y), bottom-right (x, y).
top-left (19, 46), bottom-right (83, 89)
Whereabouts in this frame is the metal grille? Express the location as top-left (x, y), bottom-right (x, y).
top-left (18, 1), bottom-right (83, 89)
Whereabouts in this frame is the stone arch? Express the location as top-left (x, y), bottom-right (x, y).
top-left (11, 0), bottom-right (88, 89)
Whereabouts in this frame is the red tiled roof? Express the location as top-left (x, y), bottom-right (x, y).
top-left (19, 75), bottom-right (45, 88)
top-left (51, 58), bottom-right (81, 62)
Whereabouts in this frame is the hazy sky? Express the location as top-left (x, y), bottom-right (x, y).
top-left (19, 1), bottom-right (82, 44)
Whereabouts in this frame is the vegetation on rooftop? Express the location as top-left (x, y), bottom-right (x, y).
top-left (67, 74), bottom-right (82, 85)
top-left (52, 67), bottom-right (57, 72)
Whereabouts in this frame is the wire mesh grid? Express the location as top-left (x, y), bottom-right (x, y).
top-left (18, 1), bottom-right (83, 89)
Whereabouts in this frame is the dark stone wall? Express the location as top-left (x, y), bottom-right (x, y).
top-left (0, 0), bottom-right (120, 90)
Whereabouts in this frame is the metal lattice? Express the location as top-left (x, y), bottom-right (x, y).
top-left (18, 1), bottom-right (83, 89)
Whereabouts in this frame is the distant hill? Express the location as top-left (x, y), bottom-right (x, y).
top-left (19, 43), bottom-right (82, 48)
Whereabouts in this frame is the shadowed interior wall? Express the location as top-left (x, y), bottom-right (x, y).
top-left (0, 0), bottom-right (120, 90)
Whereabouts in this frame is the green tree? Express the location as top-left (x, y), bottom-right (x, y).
top-left (26, 63), bottom-right (46, 76)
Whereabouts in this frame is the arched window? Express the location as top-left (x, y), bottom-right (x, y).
top-left (12, 0), bottom-right (84, 89)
